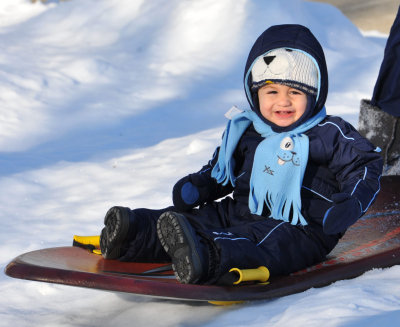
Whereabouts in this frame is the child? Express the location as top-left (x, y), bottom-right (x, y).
top-left (99, 24), bottom-right (383, 284)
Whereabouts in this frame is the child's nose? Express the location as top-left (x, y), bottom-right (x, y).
top-left (277, 93), bottom-right (291, 106)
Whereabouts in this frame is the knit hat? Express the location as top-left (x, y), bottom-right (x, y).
top-left (251, 48), bottom-right (319, 96)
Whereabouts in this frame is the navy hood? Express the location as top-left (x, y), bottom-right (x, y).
top-left (244, 24), bottom-right (328, 130)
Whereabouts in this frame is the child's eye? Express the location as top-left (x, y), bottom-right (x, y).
top-left (290, 90), bottom-right (304, 95)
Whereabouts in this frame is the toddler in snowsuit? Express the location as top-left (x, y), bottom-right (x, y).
top-left (99, 24), bottom-right (383, 284)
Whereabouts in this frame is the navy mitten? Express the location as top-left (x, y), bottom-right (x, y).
top-left (172, 173), bottom-right (212, 212)
top-left (323, 193), bottom-right (362, 235)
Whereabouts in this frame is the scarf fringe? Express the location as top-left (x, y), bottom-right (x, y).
top-left (264, 190), bottom-right (307, 226)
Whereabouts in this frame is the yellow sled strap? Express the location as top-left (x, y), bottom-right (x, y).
top-left (229, 266), bottom-right (270, 285)
top-left (73, 235), bottom-right (101, 255)
top-left (73, 235), bottom-right (100, 247)
top-left (208, 300), bottom-right (244, 306)
top-left (208, 267), bottom-right (270, 305)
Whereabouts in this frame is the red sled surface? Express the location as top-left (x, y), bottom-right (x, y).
top-left (5, 176), bottom-right (400, 303)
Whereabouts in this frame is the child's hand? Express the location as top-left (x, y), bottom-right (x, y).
top-left (322, 193), bottom-right (362, 235)
top-left (172, 174), bottom-right (211, 211)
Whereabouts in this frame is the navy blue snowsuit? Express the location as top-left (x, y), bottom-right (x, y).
top-left (120, 25), bottom-right (383, 279)
top-left (371, 5), bottom-right (400, 117)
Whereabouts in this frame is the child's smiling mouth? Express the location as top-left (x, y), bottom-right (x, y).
top-left (275, 110), bottom-right (295, 118)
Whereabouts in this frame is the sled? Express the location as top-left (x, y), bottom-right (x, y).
top-left (5, 176), bottom-right (400, 304)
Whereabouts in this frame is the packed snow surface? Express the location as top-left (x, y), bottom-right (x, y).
top-left (1, 0), bottom-right (399, 326)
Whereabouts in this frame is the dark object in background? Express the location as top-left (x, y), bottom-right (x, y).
top-left (359, 6), bottom-right (400, 174)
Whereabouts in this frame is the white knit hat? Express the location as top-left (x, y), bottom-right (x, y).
top-left (251, 48), bottom-right (319, 96)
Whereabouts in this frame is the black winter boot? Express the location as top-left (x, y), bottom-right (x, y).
top-left (157, 211), bottom-right (208, 284)
top-left (100, 206), bottom-right (135, 259)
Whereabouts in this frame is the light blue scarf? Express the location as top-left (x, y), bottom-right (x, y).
top-left (211, 107), bottom-right (326, 225)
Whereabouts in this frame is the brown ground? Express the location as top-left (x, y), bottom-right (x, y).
top-left (309, 0), bottom-right (398, 33)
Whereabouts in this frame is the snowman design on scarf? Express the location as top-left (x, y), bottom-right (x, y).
top-left (277, 136), bottom-right (300, 166)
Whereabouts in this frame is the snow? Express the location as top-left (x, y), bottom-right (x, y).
top-left (1, 0), bottom-right (399, 326)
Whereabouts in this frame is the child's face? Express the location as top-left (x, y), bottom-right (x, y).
top-left (257, 83), bottom-right (307, 127)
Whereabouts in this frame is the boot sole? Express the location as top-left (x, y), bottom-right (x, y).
top-left (157, 212), bottom-right (203, 284)
top-left (100, 206), bottom-right (130, 259)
